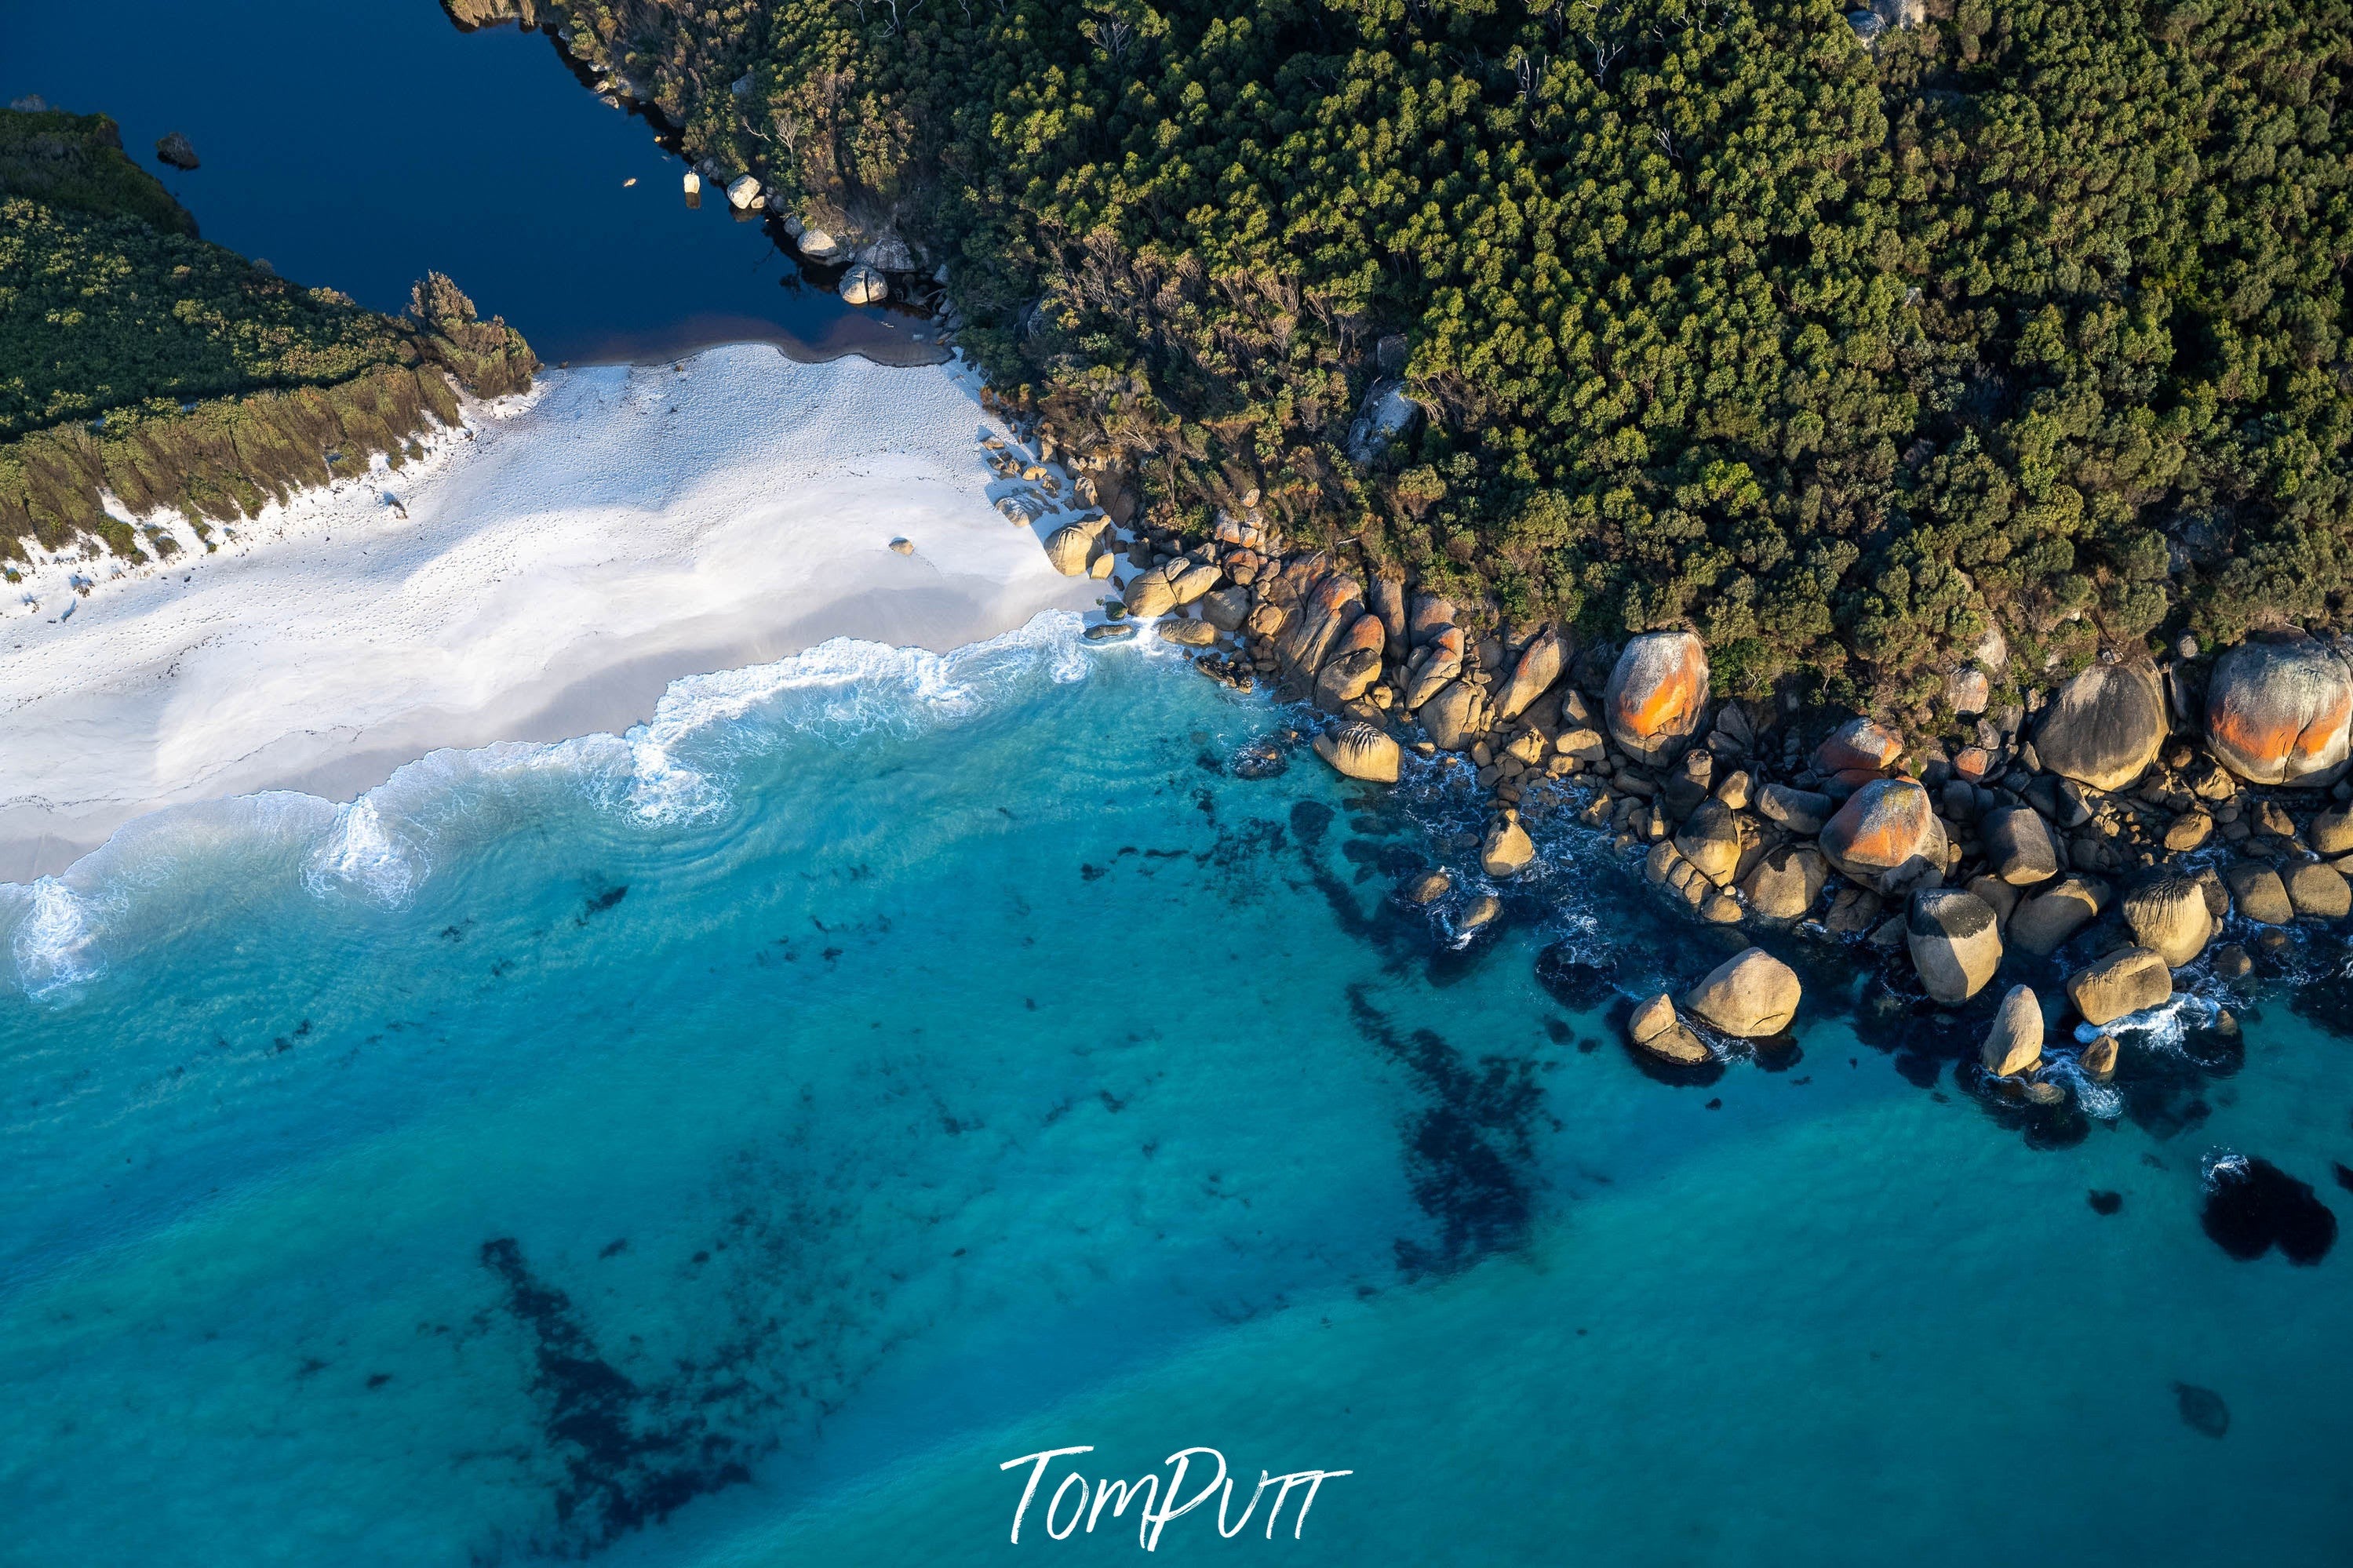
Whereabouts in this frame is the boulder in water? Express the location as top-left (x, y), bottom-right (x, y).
top-left (155, 131), bottom-right (200, 171)
top-left (1980, 984), bottom-right (2044, 1076)
top-left (1156, 618), bottom-right (1218, 647)
top-left (1628, 994), bottom-right (1710, 1064)
top-left (2287, 860), bottom-right (2351, 919)
top-left (840, 264), bottom-right (889, 305)
top-left (2034, 663), bottom-right (2168, 791)
top-left (2205, 635), bottom-right (2353, 786)
top-left (1604, 631), bottom-right (1710, 765)
top-left (1481, 809), bottom-right (1535, 876)
top-left (1683, 947), bottom-right (1801, 1037)
top-left (2224, 862), bottom-right (2294, 925)
top-left (2066, 944), bottom-right (2172, 1027)
top-left (1313, 722), bottom-right (1401, 784)
top-left (726, 173), bottom-right (764, 209)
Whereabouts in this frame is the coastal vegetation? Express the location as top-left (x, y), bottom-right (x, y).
top-left (523, 0), bottom-right (2353, 718)
top-left (0, 107), bottom-right (534, 560)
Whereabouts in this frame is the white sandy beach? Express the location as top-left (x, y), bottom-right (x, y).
top-left (0, 345), bottom-right (1104, 880)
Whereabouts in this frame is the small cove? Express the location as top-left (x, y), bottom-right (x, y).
top-left (2, 0), bottom-right (933, 366)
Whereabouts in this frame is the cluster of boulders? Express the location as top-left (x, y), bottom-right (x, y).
top-left (1011, 449), bottom-right (2352, 1086)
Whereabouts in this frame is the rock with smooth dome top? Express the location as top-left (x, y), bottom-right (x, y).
top-left (1819, 778), bottom-right (1949, 886)
top-left (1683, 947), bottom-right (1801, 1038)
top-left (2205, 635), bottom-right (2353, 786)
top-left (2008, 874), bottom-right (2110, 955)
top-left (1419, 679), bottom-right (1480, 751)
top-left (2034, 662), bottom-right (2169, 792)
top-left (1980, 984), bottom-right (2044, 1076)
top-left (1122, 566), bottom-right (1178, 618)
top-left (1313, 722), bottom-right (1401, 784)
top-left (1604, 631), bottom-right (1710, 765)
top-left (2122, 877), bottom-right (2214, 967)
top-left (839, 264), bottom-right (888, 306)
top-left (1742, 843), bottom-right (1828, 919)
top-left (1044, 524), bottom-right (1097, 575)
top-left (1907, 888), bottom-right (2002, 1004)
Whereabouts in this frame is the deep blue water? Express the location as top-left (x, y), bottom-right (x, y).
top-left (1, 620), bottom-right (2349, 1565)
top-left (0, 0), bottom-right (926, 365)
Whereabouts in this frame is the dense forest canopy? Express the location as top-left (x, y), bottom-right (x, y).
top-left (531, 0), bottom-right (2353, 718)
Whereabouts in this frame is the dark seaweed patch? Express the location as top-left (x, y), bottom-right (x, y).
top-left (2173, 1381), bottom-right (2230, 1439)
top-left (1533, 944), bottom-right (1617, 1013)
top-left (2088, 1190), bottom-right (2122, 1215)
top-left (2337, 1162), bottom-right (2353, 1194)
top-left (1346, 985), bottom-right (1545, 1279)
top-left (581, 883), bottom-right (628, 917)
top-left (478, 1238), bottom-right (752, 1552)
top-left (1288, 800), bottom-right (1334, 846)
top-left (2200, 1158), bottom-right (2338, 1264)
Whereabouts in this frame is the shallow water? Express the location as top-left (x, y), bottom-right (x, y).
top-left (0, 617), bottom-right (2348, 1565)
top-left (0, 0), bottom-right (920, 366)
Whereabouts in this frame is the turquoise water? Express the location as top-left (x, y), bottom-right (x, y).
top-left (2, 617), bottom-right (2349, 1565)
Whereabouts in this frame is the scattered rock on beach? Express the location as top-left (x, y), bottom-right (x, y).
top-left (1981, 805), bottom-right (2060, 885)
top-left (1683, 947), bottom-right (1801, 1037)
top-left (887, 537), bottom-right (914, 555)
top-left (1044, 523), bottom-right (1097, 575)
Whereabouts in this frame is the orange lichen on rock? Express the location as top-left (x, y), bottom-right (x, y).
top-left (1605, 631), bottom-right (1710, 764)
top-left (2205, 635), bottom-right (2353, 787)
top-left (1819, 778), bottom-right (1949, 882)
top-left (1814, 717), bottom-right (1904, 775)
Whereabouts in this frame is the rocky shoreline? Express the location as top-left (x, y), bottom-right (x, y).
top-left (972, 421), bottom-right (2353, 1101)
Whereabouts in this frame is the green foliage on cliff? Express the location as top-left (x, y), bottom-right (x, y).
top-left (535, 0), bottom-right (2351, 716)
top-left (0, 107), bottom-right (535, 558)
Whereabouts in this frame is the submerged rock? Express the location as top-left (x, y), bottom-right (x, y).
top-left (2205, 635), bottom-right (2353, 786)
top-left (2201, 1156), bottom-right (2338, 1265)
top-left (1683, 947), bottom-right (1801, 1037)
top-left (2173, 1382), bottom-right (2231, 1439)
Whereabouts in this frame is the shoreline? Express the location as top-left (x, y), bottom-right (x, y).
top-left (0, 343), bottom-right (1102, 882)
